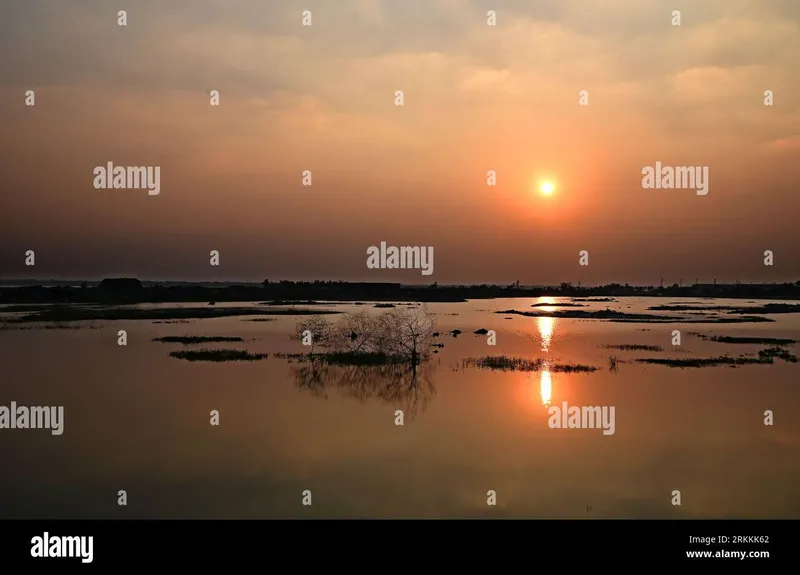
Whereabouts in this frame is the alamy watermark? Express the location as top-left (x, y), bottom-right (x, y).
top-left (548, 401), bottom-right (615, 435)
top-left (366, 242), bottom-right (434, 276)
top-left (641, 162), bottom-right (709, 195)
top-left (93, 162), bottom-right (160, 195)
top-left (31, 533), bottom-right (93, 564)
top-left (0, 402), bottom-right (64, 435)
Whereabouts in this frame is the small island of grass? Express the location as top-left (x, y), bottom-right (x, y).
top-left (153, 336), bottom-right (244, 345)
top-left (462, 355), bottom-right (599, 373)
top-left (169, 349), bottom-right (269, 362)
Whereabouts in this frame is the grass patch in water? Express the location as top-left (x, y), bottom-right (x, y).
top-left (9, 306), bottom-right (340, 323)
top-left (634, 347), bottom-right (796, 368)
top-left (759, 346), bottom-right (798, 362)
top-left (463, 355), bottom-right (599, 373)
top-left (153, 336), bottom-right (244, 345)
top-left (602, 344), bottom-right (664, 352)
top-left (651, 303), bottom-right (800, 315)
top-left (497, 309), bottom-right (772, 324)
top-left (0, 322), bottom-right (98, 330)
top-left (689, 333), bottom-right (796, 345)
top-left (169, 348), bottom-right (269, 362)
top-left (276, 351), bottom-right (409, 366)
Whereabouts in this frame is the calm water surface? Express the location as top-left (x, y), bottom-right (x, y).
top-left (1, 297), bottom-right (799, 518)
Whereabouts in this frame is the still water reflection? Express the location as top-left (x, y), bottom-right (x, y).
top-left (540, 370), bottom-right (552, 407)
top-left (1, 297), bottom-right (799, 519)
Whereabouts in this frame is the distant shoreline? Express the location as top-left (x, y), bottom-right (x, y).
top-left (1, 278), bottom-right (800, 304)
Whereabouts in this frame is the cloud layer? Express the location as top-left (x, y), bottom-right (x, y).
top-left (0, 0), bottom-right (798, 283)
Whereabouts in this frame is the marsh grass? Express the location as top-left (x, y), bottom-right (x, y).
top-left (463, 355), bottom-right (599, 373)
top-left (759, 347), bottom-right (798, 362)
top-left (497, 309), bottom-right (772, 324)
top-left (0, 322), bottom-right (99, 330)
top-left (153, 336), bottom-right (244, 345)
top-left (9, 306), bottom-right (340, 323)
top-left (635, 356), bottom-right (768, 368)
top-left (651, 303), bottom-right (800, 315)
top-left (260, 300), bottom-right (328, 306)
top-left (602, 344), bottom-right (664, 352)
top-left (276, 351), bottom-right (409, 366)
top-left (168, 349), bottom-right (269, 362)
top-left (689, 333), bottom-right (796, 345)
top-left (634, 347), bottom-right (797, 368)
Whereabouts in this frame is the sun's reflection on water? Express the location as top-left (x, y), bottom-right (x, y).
top-left (540, 369), bottom-right (552, 406)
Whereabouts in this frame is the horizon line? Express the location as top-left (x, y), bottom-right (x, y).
top-left (2, 278), bottom-right (799, 288)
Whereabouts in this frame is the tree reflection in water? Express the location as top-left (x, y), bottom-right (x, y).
top-left (289, 358), bottom-right (439, 420)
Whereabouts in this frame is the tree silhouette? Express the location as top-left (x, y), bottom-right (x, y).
top-left (291, 305), bottom-right (437, 361)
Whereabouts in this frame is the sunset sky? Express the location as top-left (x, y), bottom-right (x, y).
top-left (1, 0), bottom-right (798, 284)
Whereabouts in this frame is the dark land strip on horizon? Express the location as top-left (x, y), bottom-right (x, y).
top-left (2, 278), bottom-right (800, 305)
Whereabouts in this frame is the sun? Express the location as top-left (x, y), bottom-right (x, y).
top-left (540, 181), bottom-right (555, 195)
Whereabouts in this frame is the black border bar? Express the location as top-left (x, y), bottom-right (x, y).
top-left (4, 519), bottom-right (792, 568)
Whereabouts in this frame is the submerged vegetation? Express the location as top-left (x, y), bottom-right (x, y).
top-left (153, 336), bottom-right (243, 345)
top-left (168, 349), bottom-right (269, 362)
top-left (283, 307), bottom-right (441, 418)
top-left (277, 351), bottom-right (409, 366)
top-left (0, 322), bottom-right (99, 330)
top-left (689, 333), bottom-right (796, 345)
top-left (462, 355), bottom-right (599, 373)
top-left (6, 305), bottom-right (340, 323)
top-left (635, 356), bottom-right (763, 368)
top-left (635, 346), bottom-right (797, 368)
top-left (498, 308), bottom-right (672, 321)
top-left (290, 305), bottom-right (437, 364)
top-left (602, 344), bottom-right (664, 352)
top-left (650, 303), bottom-right (800, 315)
top-left (496, 309), bottom-right (773, 324)
top-left (759, 347), bottom-right (798, 362)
